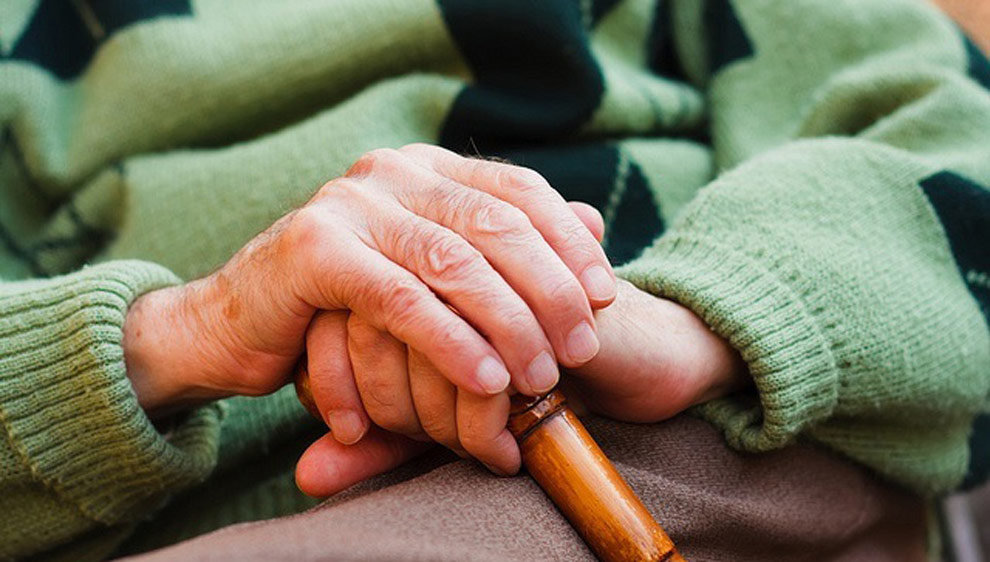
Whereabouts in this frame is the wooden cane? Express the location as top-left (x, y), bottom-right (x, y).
top-left (294, 367), bottom-right (684, 562)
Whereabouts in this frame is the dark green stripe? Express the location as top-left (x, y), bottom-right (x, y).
top-left (962, 413), bottom-right (990, 490)
top-left (498, 144), bottom-right (617, 212)
top-left (497, 144), bottom-right (663, 265)
top-left (647, 0), bottom-right (688, 82)
top-left (919, 170), bottom-right (990, 491)
top-left (606, 160), bottom-right (663, 265)
top-left (436, 0), bottom-right (605, 152)
top-left (3, 128), bottom-right (58, 207)
top-left (918, 171), bottom-right (990, 325)
top-left (590, 0), bottom-right (623, 27)
top-left (963, 35), bottom-right (990, 91)
top-left (6, 0), bottom-right (192, 80)
top-left (705, 0), bottom-right (754, 75)
top-left (0, 221), bottom-right (46, 276)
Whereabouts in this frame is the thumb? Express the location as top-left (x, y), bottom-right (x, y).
top-left (295, 427), bottom-right (432, 498)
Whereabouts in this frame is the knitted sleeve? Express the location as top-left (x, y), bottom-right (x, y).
top-left (618, 0), bottom-right (990, 496)
top-left (0, 261), bottom-right (223, 560)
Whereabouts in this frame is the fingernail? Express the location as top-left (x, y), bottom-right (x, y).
top-left (526, 351), bottom-right (559, 393)
top-left (566, 322), bottom-right (600, 364)
top-left (328, 410), bottom-right (367, 445)
top-left (476, 356), bottom-right (511, 394)
top-left (580, 265), bottom-right (616, 302)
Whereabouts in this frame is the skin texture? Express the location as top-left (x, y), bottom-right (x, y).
top-left (121, 144), bottom-right (744, 497)
top-left (301, 210), bottom-right (745, 479)
top-left (123, 144), bottom-right (617, 416)
top-left (295, 276), bottom-right (746, 497)
top-left (294, 198), bottom-right (744, 495)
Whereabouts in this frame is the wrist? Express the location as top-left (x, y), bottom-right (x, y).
top-left (568, 280), bottom-right (748, 422)
top-left (122, 282), bottom-right (229, 417)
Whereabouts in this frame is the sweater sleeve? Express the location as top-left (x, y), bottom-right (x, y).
top-left (618, 0), bottom-right (990, 496)
top-left (0, 261), bottom-right (223, 560)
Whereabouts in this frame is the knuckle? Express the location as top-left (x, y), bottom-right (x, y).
top-left (422, 178), bottom-right (466, 225)
top-left (346, 148), bottom-right (404, 178)
top-left (421, 229), bottom-right (481, 280)
top-left (426, 317), bottom-right (465, 354)
top-left (316, 177), bottom-right (361, 201)
top-left (378, 276), bottom-right (426, 323)
top-left (493, 306), bottom-right (535, 340)
top-left (497, 166), bottom-right (550, 194)
top-left (362, 395), bottom-right (412, 434)
top-left (458, 423), bottom-right (488, 453)
top-left (468, 200), bottom-right (533, 240)
top-left (418, 408), bottom-right (457, 444)
top-left (360, 376), bottom-right (398, 412)
top-left (281, 207), bottom-right (329, 254)
top-left (355, 370), bottom-right (397, 412)
top-left (555, 217), bottom-right (597, 250)
top-left (539, 275), bottom-right (585, 313)
top-left (398, 143), bottom-right (437, 158)
top-left (347, 321), bottom-right (385, 352)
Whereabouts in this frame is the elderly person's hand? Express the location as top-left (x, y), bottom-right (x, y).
top-left (294, 202), bottom-right (609, 477)
top-left (121, 144), bottom-right (616, 419)
top-left (294, 221), bottom-right (748, 498)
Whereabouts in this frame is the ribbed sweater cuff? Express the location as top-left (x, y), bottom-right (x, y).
top-left (0, 261), bottom-right (222, 524)
top-left (617, 235), bottom-right (840, 452)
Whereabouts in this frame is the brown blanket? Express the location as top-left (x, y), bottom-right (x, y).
top-left (120, 415), bottom-right (926, 561)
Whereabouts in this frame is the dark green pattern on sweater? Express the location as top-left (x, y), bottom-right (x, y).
top-left (963, 413), bottom-right (990, 490)
top-left (499, 144), bottom-right (664, 265)
top-left (435, 0), bottom-right (605, 151)
top-left (4, 0), bottom-right (192, 80)
top-left (590, 0), bottom-right (624, 27)
top-left (0, 127), bottom-right (114, 276)
top-left (606, 162), bottom-right (663, 264)
top-left (919, 171), bottom-right (990, 323)
top-left (918, 170), bottom-right (990, 489)
top-left (647, 0), bottom-right (689, 82)
top-left (964, 35), bottom-right (990, 91)
top-left (705, 0), bottom-right (754, 75)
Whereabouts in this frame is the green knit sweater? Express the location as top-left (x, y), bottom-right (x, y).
top-left (1, 0), bottom-right (989, 559)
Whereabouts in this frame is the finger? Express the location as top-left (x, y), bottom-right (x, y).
top-left (567, 201), bottom-right (605, 243)
top-left (368, 205), bottom-right (563, 394)
top-left (348, 314), bottom-right (426, 439)
top-left (307, 310), bottom-right (370, 445)
top-left (300, 229), bottom-right (512, 397)
top-left (400, 143), bottom-right (617, 308)
top-left (373, 156), bottom-right (596, 374)
top-left (408, 348), bottom-right (460, 452)
top-left (456, 389), bottom-right (520, 476)
top-left (295, 427), bottom-right (431, 498)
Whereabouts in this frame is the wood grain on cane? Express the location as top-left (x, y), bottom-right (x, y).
top-left (508, 391), bottom-right (683, 562)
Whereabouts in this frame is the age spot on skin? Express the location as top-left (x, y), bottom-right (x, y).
top-left (223, 295), bottom-right (241, 321)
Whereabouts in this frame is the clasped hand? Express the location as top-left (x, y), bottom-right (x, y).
top-left (122, 144), bottom-right (744, 497)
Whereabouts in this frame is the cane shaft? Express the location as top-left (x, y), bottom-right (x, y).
top-left (509, 391), bottom-right (683, 562)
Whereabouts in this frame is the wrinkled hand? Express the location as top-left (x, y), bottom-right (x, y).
top-left (296, 275), bottom-right (748, 498)
top-left (295, 203), bottom-right (607, 481)
top-left (562, 279), bottom-right (747, 422)
top-left (122, 144), bottom-right (615, 417)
